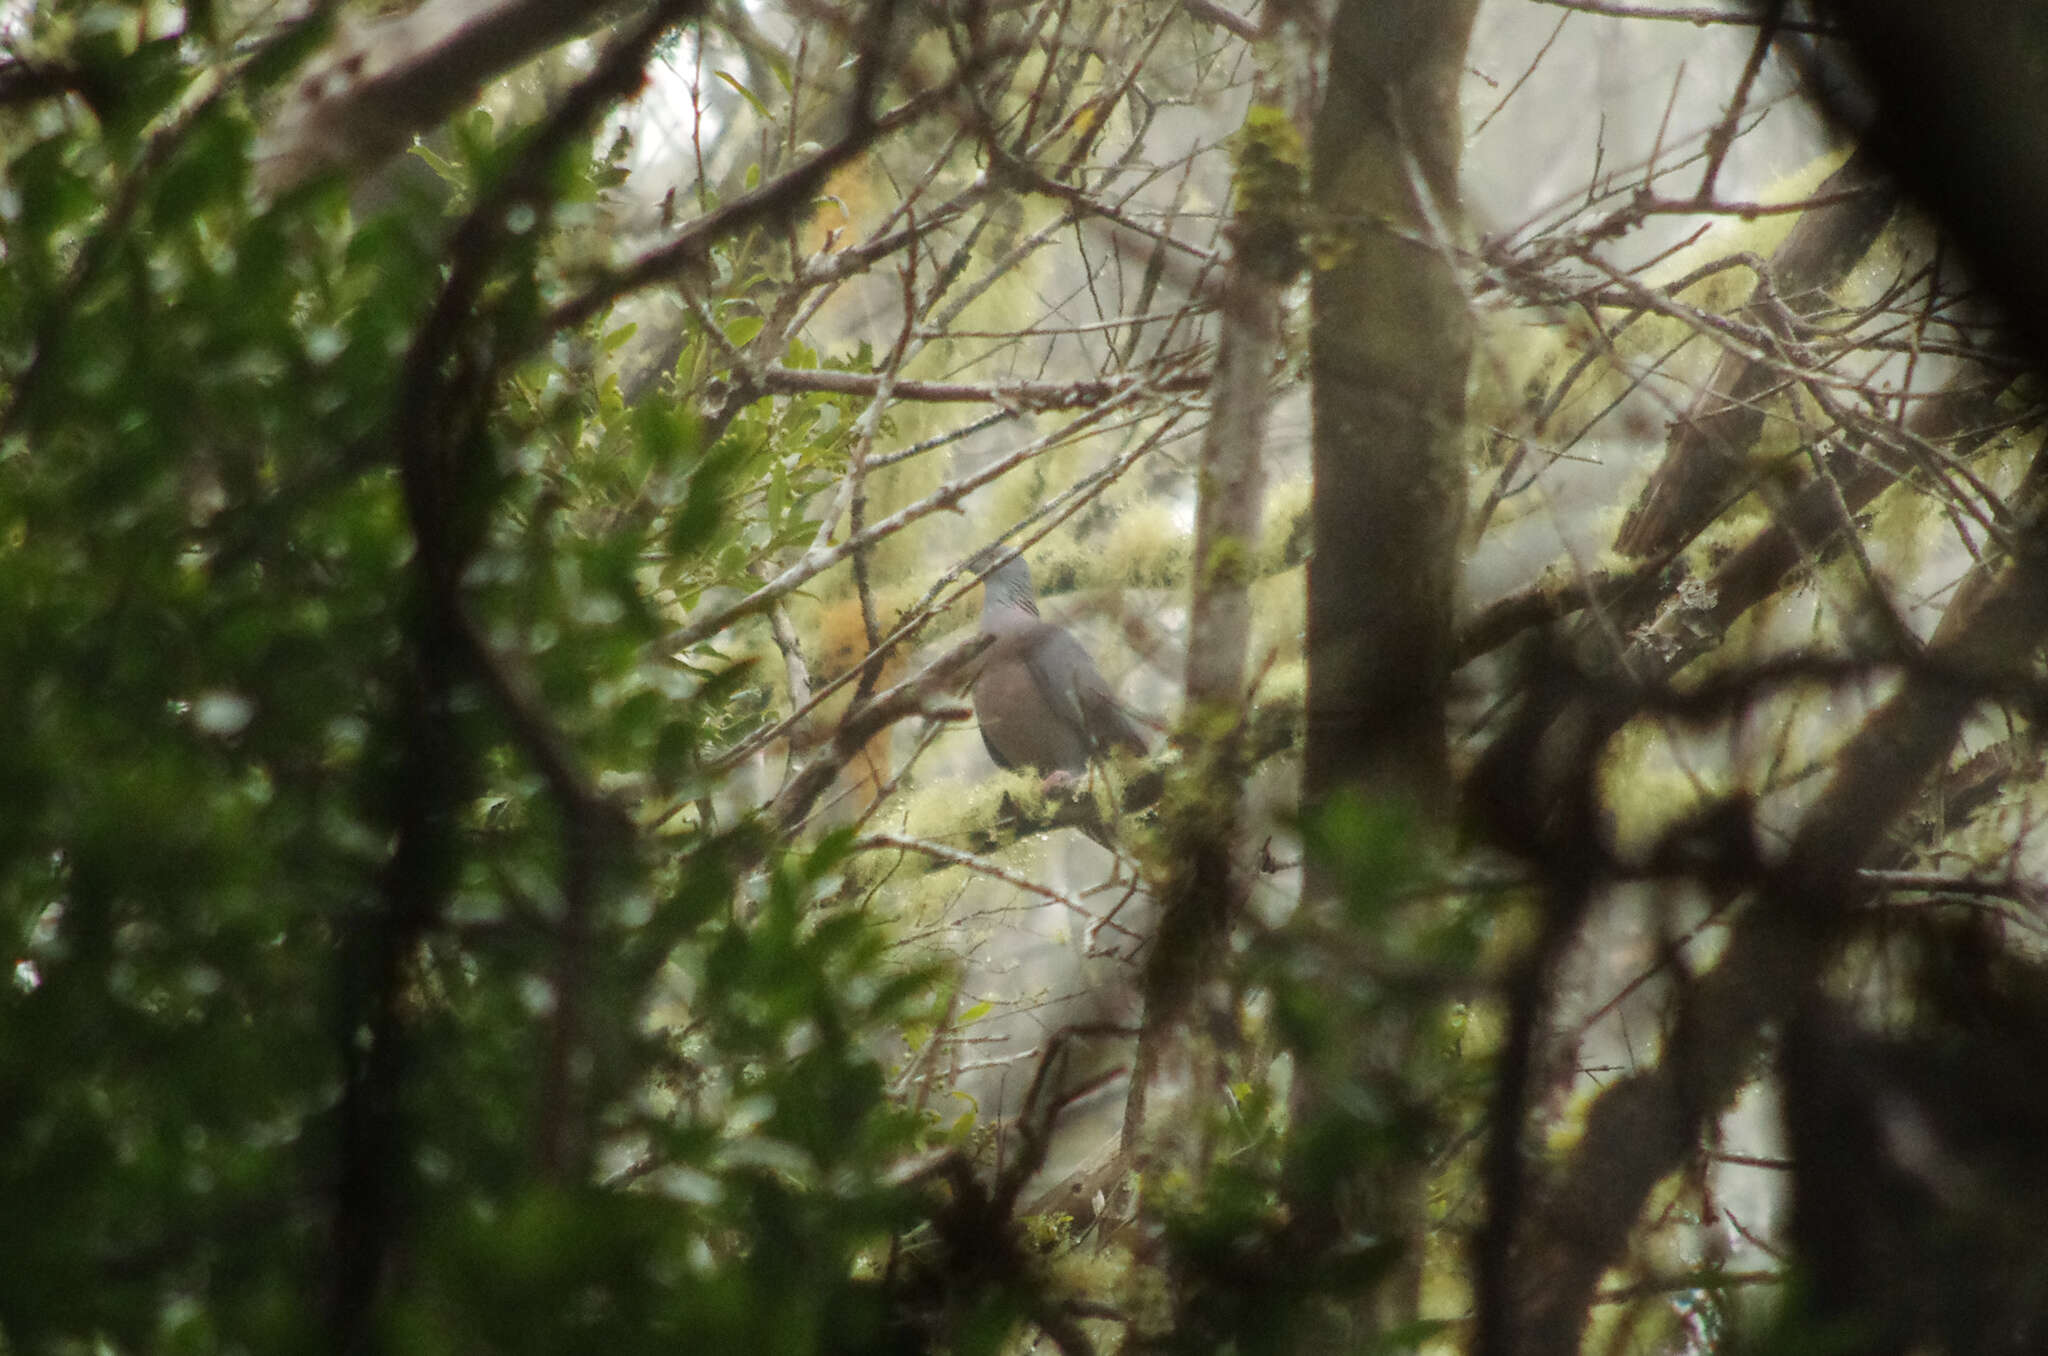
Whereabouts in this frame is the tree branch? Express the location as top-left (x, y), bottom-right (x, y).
top-left (257, 0), bottom-right (651, 192)
top-left (1509, 486), bottom-right (2048, 1353)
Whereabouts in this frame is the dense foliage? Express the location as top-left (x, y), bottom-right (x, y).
top-left (0, 12), bottom-right (949, 1352)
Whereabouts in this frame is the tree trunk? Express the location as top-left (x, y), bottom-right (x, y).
top-left (1304, 0), bottom-right (1478, 815)
top-left (1296, 0), bottom-right (1479, 1342)
top-left (1122, 119), bottom-right (1293, 1153)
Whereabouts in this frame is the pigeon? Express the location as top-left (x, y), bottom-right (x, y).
top-left (969, 550), bottom-right (1148, 780)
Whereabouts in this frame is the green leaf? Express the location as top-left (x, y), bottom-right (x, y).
top-left (633, 399), bottom-right (704, 474)
top-left (715, 70), bottom-right (772, 122)
top-left (78, 33), bottom-right (187, 148)
top-left (13, 138), bottom-right (101, 243)
top-left (723, 314), bottom-right (764, 348)
top-left (242, 10), bottom-right (335, 90)
top-left (149, 106), bottom-right (249, 222)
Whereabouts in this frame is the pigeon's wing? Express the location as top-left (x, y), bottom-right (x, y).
top-left (1078, 682), bottom-right (1149, 758)
top-left (1023, 624), bottom-right (1146, 761)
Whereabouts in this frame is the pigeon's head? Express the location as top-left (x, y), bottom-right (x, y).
top-left (967, 545), bottom-right (1037, 616)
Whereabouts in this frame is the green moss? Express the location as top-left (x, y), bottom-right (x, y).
top-left (1197, 531), bottom-right (1255, 592)
top-left (1231, 104), bottom-right (1309, 283)
top-left (1257, 478), bottom-right (1312, 573)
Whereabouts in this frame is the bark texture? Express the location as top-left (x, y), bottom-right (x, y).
top-left (1304, 0), bottom-right (1478, 815)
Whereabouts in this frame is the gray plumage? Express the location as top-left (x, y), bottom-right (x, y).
top-left (970, 552), bottom-right (1147, 774)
